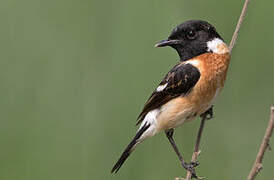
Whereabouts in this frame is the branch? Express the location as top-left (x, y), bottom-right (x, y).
top-left (247, 107), bottom-right (274, 180)
top-left (184, 116), bottom-right (207, 180)
top-left (229, 0), bottom-right (251, 52)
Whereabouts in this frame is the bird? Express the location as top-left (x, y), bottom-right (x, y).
top-left (111, 20), bottom-right (231, 177)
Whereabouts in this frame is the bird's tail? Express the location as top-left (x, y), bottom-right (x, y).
top-left (111, 122), bottom-right (151, 173)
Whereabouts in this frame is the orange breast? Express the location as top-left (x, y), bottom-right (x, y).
top-left (187, 52), bottom-right (231, 113)
top-left (156, 52), bottom-right (230, 131)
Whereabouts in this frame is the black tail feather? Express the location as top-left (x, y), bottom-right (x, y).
top-left (111, 122), bottom-right (150, 173)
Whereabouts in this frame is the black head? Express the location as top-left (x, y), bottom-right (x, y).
top-left (155, 20), bottom-right (223, 61)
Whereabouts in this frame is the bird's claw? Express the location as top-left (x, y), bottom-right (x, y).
top-left (201, 106), bottom-right (214, 120)
top-left (182, 162), bottom-right (199, 179)
top-left (190, 161), bottom-right (200, 167)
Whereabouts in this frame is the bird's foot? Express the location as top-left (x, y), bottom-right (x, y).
top-left (190, 161), bottom-right (200, 167)
top-left (181, 161), bottom-right (200, 179)
top-left (201, 106), bottom-right (214, 120)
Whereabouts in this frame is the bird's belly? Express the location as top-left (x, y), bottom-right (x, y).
top-left (156, 85), bottom-right (221, 131)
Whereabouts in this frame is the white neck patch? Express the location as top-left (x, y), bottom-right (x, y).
top-left (207, 38), bottom-right (229, 54)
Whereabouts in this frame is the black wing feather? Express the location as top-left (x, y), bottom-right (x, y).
top-left (137, 63), bottom-right (200, 125)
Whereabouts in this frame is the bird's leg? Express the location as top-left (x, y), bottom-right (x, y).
top-left (200, 105), bottom-right (214, 120)
top-left (165, 129), bottom-right (198, 179)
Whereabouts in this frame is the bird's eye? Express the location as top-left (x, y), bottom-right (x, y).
top-left (186, 30), bottom-right (196, 40)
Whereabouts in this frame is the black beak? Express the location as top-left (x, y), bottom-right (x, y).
top-left (154, 39), bottom-right (181, 47)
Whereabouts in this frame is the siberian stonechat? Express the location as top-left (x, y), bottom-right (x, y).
top-left (111, 20), bottom-right (230, 177)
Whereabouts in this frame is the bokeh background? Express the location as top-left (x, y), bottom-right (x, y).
top-left (1, 0), bottom-right (274, 180)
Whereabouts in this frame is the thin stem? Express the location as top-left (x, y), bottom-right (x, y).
top-left (229, 0), bottom-right (251, 52)
top-left (184, 116), bottom-right (207, 180)
top-left (247, 107), bottom-right (274, 180)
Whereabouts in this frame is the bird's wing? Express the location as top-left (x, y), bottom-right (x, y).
top-left (136, 62), bottom-right (201, 125)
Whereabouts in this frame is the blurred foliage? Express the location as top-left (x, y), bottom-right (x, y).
top-left (1, 0), bottom-right (274, 180)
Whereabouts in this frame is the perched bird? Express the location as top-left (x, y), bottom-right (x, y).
top-left (111, 20), bottom-right (230, 177)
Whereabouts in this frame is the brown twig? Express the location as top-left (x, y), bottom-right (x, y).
top-left (184, 116), bottom-right (207, 180)
top-left (178, 1), bottom-right (252, 180)
top-left (229, 0), bottom-right (251, 52)
top-left (247, 107), bottom-right (274, 180)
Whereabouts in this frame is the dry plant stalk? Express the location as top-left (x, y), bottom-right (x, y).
top-left (184, 116), bottom-right (206, 180)
top-left (179, 0), bottom-right (252, 179)
top-left (229, 0), bottom-right (251, 51)
top-left (247, 107), bottom-right (274, 180)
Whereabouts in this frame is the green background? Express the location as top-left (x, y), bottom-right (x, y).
top-left (1, 0), bottom-right (274, 180)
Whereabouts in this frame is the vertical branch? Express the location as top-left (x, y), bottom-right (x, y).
top-left (184, 116), bottom-right (207, 180)
top-left (247, 107), bottom-right (274, 180)
top-left (229, 0), bottom-right (251, 52)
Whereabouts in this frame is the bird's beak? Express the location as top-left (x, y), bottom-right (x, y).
top-left (154, 39), bottom-right (181, 47)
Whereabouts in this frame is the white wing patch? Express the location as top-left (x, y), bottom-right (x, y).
top-left (156, 83), bottom-right (168, 92)
top-left (207, 38), bottom-right (229, 54)
top-left (185, 59), bottom-right (199, 67)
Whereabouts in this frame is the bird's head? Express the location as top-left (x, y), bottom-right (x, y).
top-left (155, 20), bottom-right (229, 61)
